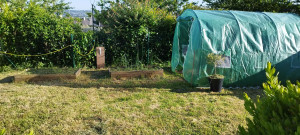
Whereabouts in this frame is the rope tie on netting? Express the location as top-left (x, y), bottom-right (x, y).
top-left (73, 42), bottom-right (95, 57)
top-left (0, 44), bottom-right (73, 57)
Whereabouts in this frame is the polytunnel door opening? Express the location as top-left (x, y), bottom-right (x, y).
top-left (178, 19), bottom-right (193, 62)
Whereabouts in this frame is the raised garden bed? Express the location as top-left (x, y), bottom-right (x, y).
top-left (13, 68), bottom-right (81, 83)
top-left (110, 69), bottom-right (164, 79)
top-left (81, 69), bottom-right (110, 79)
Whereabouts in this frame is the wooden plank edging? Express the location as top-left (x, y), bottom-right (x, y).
top-left (110, 69), bottom-right (164, 79)
top-left (13, 69), bottom-right (82, 83)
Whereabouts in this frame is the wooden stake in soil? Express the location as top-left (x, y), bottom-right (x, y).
top-left (96, 47), bottom-right (105, 69)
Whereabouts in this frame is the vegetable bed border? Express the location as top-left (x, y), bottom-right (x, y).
top-left (109, 69), bottom-right (164, 79)
top-left (13, 69), bottom-right (81, 83)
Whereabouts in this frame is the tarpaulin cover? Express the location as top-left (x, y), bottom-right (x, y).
top-left (171, 10), bottom-right (300, 87)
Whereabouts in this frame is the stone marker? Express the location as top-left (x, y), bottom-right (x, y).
top-left (96, 47), bottom-right (105, 69)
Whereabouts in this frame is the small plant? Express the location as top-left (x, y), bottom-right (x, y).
top-left (36, 62), bottom-right (45, 69)
top-left (0, 65), bottom-right (12, 72)
top-left (206, 53), bottom-right (225, 79)
top-left (208, 74), bottom-right (224, 79)
top-left (206, 53), bottom-right (225, 92)
top-left (135, 60), bottom-right (145, 70)
top-left (120, 54), bottom-right (129, 68)
top-left (239, 62), bottom-right (300, 134)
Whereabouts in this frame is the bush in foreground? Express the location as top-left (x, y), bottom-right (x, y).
top-left (239, 62), bottom-right (300, 134)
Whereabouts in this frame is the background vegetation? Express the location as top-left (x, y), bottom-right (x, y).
top-left (95, 0), bottom-right (175, 66)
top-left (204, 0), bottom-right (300, 14)
top-left (1, 0), bottom-right (300, 69)
top-left (0, 0), bottom-right (203, 69)
top-left (0, 0), bottom-right (95, 69)
top-left (95, 0), bottom-right (203, 66)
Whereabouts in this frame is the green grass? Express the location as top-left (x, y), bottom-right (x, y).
top-left (0, 68), bottom-right (263, 134)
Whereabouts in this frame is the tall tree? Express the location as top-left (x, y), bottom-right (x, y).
top-left (0, 0), bottom-right (70, 15)
top-left (152, 0), bottom-right (189, 15)
top-left (203, 0), bottom-right (300, 14)
top-left (98, 0), bottom-right (191, 15)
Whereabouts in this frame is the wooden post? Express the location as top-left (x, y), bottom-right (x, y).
top-left (96, 47), bottom-right (105, 69)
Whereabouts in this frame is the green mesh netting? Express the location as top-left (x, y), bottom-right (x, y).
top-left (171, 10), bottom-right (300, 87)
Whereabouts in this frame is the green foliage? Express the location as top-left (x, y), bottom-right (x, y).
top-left (0, 65), bottom-right (13, 72)
top-left (208, 74), bottom-right (224, 79)
top-left (73, 31), bottom-right (96, 68)
top-left (98, 0), bottom-right (192, 16)
top-left (204, 0), bottom-right (300, 14)
top-left (95, 0), bottom-right (177, 65)
top-left (0, 1), bottom-right (95, 68)
top-left (239, 62), bottom-right (300, 134)
top-left (150, 0), bottom-right (189, 15)
top-left (2, 0), bottom-right (71, 14)
top-left (0, 128), bottom-right (5, 135)
top-left (180, 2), bottom-right (206, 14)
top-left (206, 53), bottom-right (225, 76)
top-left (0, 1), bottom-right (74, 67)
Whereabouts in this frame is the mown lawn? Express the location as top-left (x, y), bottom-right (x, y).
top-left (0, 68), bottom-right (262, 134)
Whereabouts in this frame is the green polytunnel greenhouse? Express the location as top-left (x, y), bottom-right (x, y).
top-left (171, 10), bottom-right (300, 87)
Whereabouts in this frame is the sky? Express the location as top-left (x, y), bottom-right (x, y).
top-left (65, 0), bottom-right (203, 10)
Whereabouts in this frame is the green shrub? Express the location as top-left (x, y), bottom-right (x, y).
top-left (95, 0), bottom-right (177, 65)
top-left (0, 1), bottom-right (95, 68)
top-left (239, 62), bottom-right (300, 134)
top-left (0, 1), bottom-right (73, 67)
